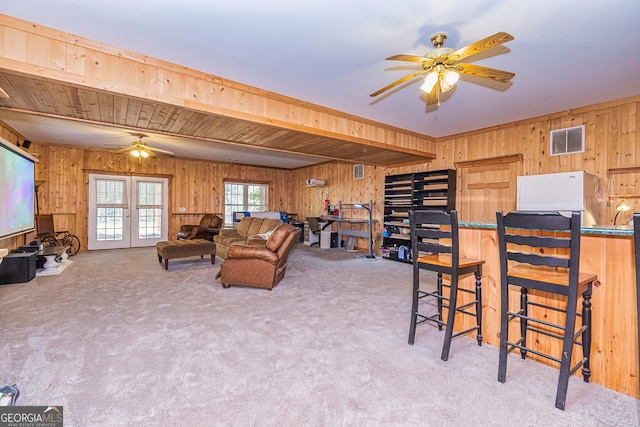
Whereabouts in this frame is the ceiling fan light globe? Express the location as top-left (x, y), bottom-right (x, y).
top-left (421, 72), bottom-right (439, 93)
top-left (439, 70), bottom-right (459, 93)
top-left (131, 149), bottom-right (140, 157)
top-left (141, 150), bottom-right (150, 158)
top-left (444, 70), bottom-right (459, 85)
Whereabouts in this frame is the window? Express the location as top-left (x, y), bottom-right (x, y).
top-left (224, 182), bottom-right (269, 225)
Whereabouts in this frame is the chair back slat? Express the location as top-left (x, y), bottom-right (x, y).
top-left (410, 210), bottom-right (458, 259)
top-left (504, 234), bottom-right (571, 249)
top-left (411, 210), bottom-right (452, 226)
top-left (496, 210), bottom-right (582, 290)
top-left (507, 252), bottom-right (570, 268)
top-left (417, 241), bottom-right (453, 255)
top-left (501, 211), bottom-right (572, 231)
top-left (415, 228), bottom-right (450, 240)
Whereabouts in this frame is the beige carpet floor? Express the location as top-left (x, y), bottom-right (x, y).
top-left (0, 243), bottom-right (638, 426)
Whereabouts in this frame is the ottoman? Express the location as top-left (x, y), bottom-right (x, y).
top-left (156, 239), bottom-right (216, 270)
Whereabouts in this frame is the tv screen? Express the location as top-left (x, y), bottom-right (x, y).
top-left (0, 137), bottom-right (36, 240)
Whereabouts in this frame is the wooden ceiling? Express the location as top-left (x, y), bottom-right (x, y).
top-left (0, 68), bottom-right (434, 167)
top-left (0, 14), bottom-right (437, 168)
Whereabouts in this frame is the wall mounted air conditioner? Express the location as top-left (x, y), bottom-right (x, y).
top-left (305, 179), bottom-right (326, 186)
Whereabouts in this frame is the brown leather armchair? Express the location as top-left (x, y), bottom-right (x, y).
top-left (217, 223), bottom-right (301, 290)
top-left (177, 214), bottom-right (223, 240)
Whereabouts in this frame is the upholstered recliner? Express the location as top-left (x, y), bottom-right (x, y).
top-left (177, 214), bottom-right (223, 240)
top-left (217, 223), bottom-right (301, 290)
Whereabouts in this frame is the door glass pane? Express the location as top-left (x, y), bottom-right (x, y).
top-left (137, 181), bottom-right (163, 207)
top-left (95, 178), bottom-right (127, 242)
top-left (96, 179), bottom-right (127, 206)
top-left (138, 208), bottom-right (161, 239)
top-left (137, 182), bottom-right (163, 239)
top-left (96, 207), bottom-right (124, 241)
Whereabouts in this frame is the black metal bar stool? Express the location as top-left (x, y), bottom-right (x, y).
top-left (495, 210), bottom-right (597, 410)
top-left (633, 213), bottom-right (640, 379)
top-left (408, 210), bottom-right (484, 361)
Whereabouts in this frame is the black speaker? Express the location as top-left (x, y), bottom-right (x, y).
top-left (0, 252), bottom-right (37, 284)
top-left (22, 140), bottom-right (32, 148)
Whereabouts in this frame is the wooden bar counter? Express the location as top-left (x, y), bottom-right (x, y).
top-left (453, 222), bottom-right (638, 398)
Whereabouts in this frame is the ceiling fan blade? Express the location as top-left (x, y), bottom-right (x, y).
top-left (455, 63), bottom-right (515, 83)
top-left (148, 147), bottom-right (175, 156)
top-left (449, 32), bottom-right (514, 62)
top-left (370, 70), bottom-right (428, 97)
top-left (386, 54), bottom-right (433, 66)
top-left (426, 85), bottom-right (439, 105)
top-left (113, 147), bottom-right (133, 153)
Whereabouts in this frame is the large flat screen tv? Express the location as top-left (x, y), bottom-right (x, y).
top-left (0, 137), bottom-right (37, 240)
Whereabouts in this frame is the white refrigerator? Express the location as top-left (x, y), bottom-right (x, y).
top-left (516, 171), bottom-right (602, 226)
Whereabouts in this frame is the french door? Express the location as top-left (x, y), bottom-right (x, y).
top-left (88, 174), bottom-right (168, 250)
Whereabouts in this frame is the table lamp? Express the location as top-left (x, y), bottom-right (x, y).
top-left (613, 202), bottom-right (630, 225)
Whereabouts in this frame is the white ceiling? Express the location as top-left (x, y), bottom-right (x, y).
top-left (2, 0), bottom-right (640, 168)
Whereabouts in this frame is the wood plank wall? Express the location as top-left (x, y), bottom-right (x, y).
top-left (384, 95), bottom-right (640, 225)
top-left (289, 95), bottom-right (640, 244)
top-left (0, 136), bottom-right (294, 251)
top-left (290, 162), bottom-right (386, 251)
top-left (2, 95), bottom-right (638, 252)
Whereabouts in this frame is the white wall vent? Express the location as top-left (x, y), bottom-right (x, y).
top-left (353, 163), bottom-right (364, 180)
top-left (550, 125), bottom-right (584, 156)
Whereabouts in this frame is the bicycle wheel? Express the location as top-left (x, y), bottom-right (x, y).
top-left (63, 234), bottom-right (81, 255)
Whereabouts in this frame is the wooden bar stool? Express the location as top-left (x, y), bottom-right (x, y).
top-left (634, 213), bottom-right (640, 379)
top-left (496, 211), bottom-right (597, 410)
top-left (408, 210), bottom-right (485, 361)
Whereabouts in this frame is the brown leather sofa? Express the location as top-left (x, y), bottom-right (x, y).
top-left (177, 214), bottom-right (223, 240)
top-left (217, 223), bottom-right (302, 290)
top-left (213, 216), bottom-right (282, 259)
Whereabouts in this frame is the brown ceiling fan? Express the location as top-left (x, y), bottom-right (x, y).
top-left (370, 31), bottom-right (515, 106)
top-left (109, 133), bottom-right (175, 161)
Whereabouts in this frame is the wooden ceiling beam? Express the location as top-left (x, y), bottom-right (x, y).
top-left (0, 14), bottom-right (436, 166)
